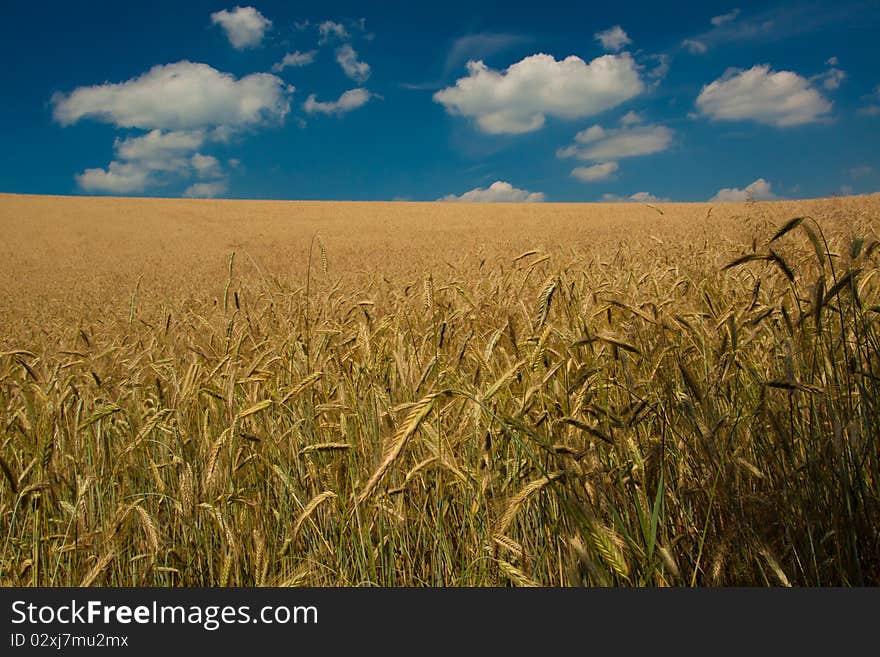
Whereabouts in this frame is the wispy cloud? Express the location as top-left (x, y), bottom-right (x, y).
top-left (303, 88), bottom-right (373, 116)
top-left (711, 8), bottom-right (741, 27)
top-left (336, 44), bottom-right (371, 83)
top-left (272, 50), bottom-right (317, 73)
top-left (444, 32), bottom-right (532, 76)
top-left (681, 2), bottom-right (868, 54)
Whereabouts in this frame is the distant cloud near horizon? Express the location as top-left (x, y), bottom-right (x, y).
top-left (183, 181), bottom-right (228, 198)
top-left (710, 178), bottom-right (776, 202)
top-left (440, 180), bottom-right (545, 202)
top-left (601, 191), bottom-right (670, 203)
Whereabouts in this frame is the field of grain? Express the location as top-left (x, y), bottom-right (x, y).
top-left (1, 192), bottom-right (878, 586)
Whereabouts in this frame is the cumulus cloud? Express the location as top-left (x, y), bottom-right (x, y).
top-left (682, 39), bottom-right (708, 55)
top-left (211, 6), bottom-right (271, 50)
top-left (113, 129), bottom-right (205, 170)
top-left (272, 50), bottom-right (317, 72)
top-left (52, 62), bottom-right (286, 196)
top-left (75, 129), bottom-right (226, 194)
top-left (709, 178), bottom-right (776, 202)
top-left (571, 162), bottom-right (619, 183)
top-left (695, 64), bottom-right (831, 127)
top-left (601, 191), bottom-right (670, 203)
top-left (433, 53), bottom-right (644, 134)
top-left (183, 181), bottom-right (229, 198)
top-left (711, 8), bottom-right (741, 26)
top-left (76, 162), bottom-right (151, 194)
top-left (303, 88), bottom-right (372, 115)
top-left (335, 44), bottom-right (371, 83)
top-left (318, 20), bottom-right (349, 44)
top-left (558, 123), bottom-right (674, 161)
top-left (52, 61), bottom-right (291, 131)
top-left (440, 180), bottom-right (545, 202)
top-left (594, 25), bottom-right (632, 52)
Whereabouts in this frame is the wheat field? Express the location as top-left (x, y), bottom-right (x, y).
top-left (0, 191), bottom-right (878, 586)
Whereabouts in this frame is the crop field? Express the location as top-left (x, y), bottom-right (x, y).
top-left (0, 192), bottom-right (878, 586)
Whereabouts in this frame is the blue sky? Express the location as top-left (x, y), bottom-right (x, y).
top-left (1, 0), bottom-right (879, 202)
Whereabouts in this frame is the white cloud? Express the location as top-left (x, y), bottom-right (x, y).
top-left (211, 6), bottom-right (271, 50)
top-left (601, 191), bottom-right (670, 202)
top-left (558, 123), bottom-right (674, 161)
top-left (183, 181), bottom-right (229, 198)
top-left (619, 110), bottom-right (643, 125)
top-left (76, 162), bottom-right (151, 194)
top-left (74, 130), bottom-right (226, 194)
top-left (113, 129), bottom-right (205, 170)
top-left (335, 44), bottom-right (371, 83)
top-left (594, 25), bottom-right (632, 52)
top-left (440, 180), bottom-right (545, 202)
top-left (318, 20), bottom-right (349, 44)
top-left (433, 53), bottom-right (644, 135)
top-left (695, 64), bottom-right (831, 127)
top-left (303, 88), bottom-right (372, 115)
top-left (839, 184), bottom-right (854, 195)
top-left (682, 39), bottom-right (708, 54)
top-left (190, 153), bottom-right (223, 179)
top-left (52, 61), bottom-right (291, 131)
top-left (571, 162), bottom-right (619, 182)
top-left (272, 50), bottom-right (317, 72)
top-left (711, 8), bottom-right (741, 26)
top-left (709, 178), bottom-right (776, 202)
